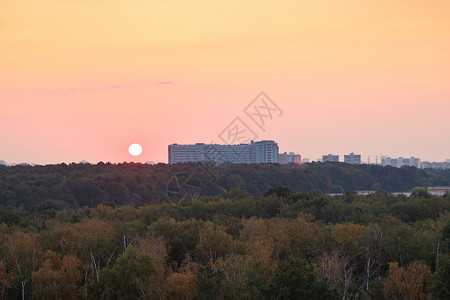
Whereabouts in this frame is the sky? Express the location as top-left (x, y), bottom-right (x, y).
top-left (1, 0), bottom-right (449, 164)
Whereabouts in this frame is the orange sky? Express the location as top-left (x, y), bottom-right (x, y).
top-left (1, 0), bottom-right (449, 164)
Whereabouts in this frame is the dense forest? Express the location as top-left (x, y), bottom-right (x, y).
top-left (1, 162), bottom-right (450, 212)
top-left (1, 163), bottom-right (449, 298)
top-left (0, 188), bottom-right (449, 299)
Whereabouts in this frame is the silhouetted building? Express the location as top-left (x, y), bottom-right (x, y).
top-left (322, 153), bottom-right (339, 162)
top-left (249, 140), bottom-right (279, 163)
top-left (278, 152), bottom-right (301, 165)
top-left (421, 160), bottom-right (450, 169)
top-left (168, 140), bottom-right (278, 164)
top-left (344, 152), bottom-right (361, 164)
top-left (381, 156), bottom-right (420, 168)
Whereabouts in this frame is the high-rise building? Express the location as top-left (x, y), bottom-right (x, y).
top-left (278, 152), bottom-right (301, 165)
top-left (381, 156), bottom-right (421, 168)
top-left (322, 153), bottom-right (339, 162)
top-left (204, 144), bottom-right (250, 164)
top-left (168, 143), bottom-right (206, 164)
top-left (168, 140), bottom-right (278, 164)
top-left (249, 140), bottom-right (279, 163)
top-left (344, 152), bottom-right (361, 164)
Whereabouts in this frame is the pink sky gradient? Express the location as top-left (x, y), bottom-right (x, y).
top-left (1, 0), bottom-right (449, 164)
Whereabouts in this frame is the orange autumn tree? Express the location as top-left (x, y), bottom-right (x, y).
top-left (77, 218), bottom-right (115, 295)
top-left (167, 255), bottom-right (198, 300)
top-left (267, 214), bottom-right (326, 260)
top-left (137, 235), bottom-right (167, 278)
top-left (136, 235), bottom-right (168, 296)
top-left (331, 223), bottom-right (365, 256)
top-left (383, 261), bottom-right (432, 300)
top-left (195, 223), bottom-right (233, 263)
top-left (0, 261), bottom-right (15, 300)
top-left (2, 231), bottom-right (42, 300)
top-left (40, 222), bottom-right (82, 257)
top-left (32, 252), bottom-right (83, 300)
top-left (240, 217), bottom-right (275, 278)
top-left (240, 217), bottom-right (272, 248)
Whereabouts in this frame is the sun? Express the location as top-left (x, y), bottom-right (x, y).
top-left (128, 143), bottom-right (143, 156)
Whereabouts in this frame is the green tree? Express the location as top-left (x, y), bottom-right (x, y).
top-left (264, 257), bottom-right (339, 300)
top-left (264, 186), bottom-right (293, 198)
top-left (411, 186), bottom-right (428, 197)
top-left (431, 254), bottom-right (450, 299)
top-left (100, 246), bottom-right (157, 299)
top-left (195, 223), bottom-right (233, 263)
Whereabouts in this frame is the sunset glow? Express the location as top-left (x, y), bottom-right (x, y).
top-left (1, 0), bottom-right (450, 164)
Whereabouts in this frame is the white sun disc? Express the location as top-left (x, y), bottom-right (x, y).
top-left (128, 143), bottom-right (143, 156)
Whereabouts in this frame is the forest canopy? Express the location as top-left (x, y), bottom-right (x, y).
top-left (0, 188), bottom-right (449, 299)
top-left (1, 162), bottom-right (449, 212)
top-left (0, 163), bottom-right (449, 298)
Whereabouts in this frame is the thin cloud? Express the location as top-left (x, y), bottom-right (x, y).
top-left (68, 85), bottom-right (126, 92)
top-left (38, 81), bottom-right (174, 94)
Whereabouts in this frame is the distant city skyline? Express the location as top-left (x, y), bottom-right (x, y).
top-left (2, 1), bottom-right (450, 164)
top-left (1, 151), bottom-right (450, 169)
top-left (1, 142), bottom-right (449, 166)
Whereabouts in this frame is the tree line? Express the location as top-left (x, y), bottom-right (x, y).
top-left (1, 162), bottom-right (450, 212)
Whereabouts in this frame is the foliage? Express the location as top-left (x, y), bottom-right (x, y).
top-left (0, 261), bottom-right (14, 300)
top-left (0, 165), bottom-right (449, 298)
top-left (383, 261), bottom-right (432, 299)
top-left (431, 254), bottom-right (450, 299)
top-left (1, 162), bottom-right (449, 212)
top-left (264, 257), bottom-right (339, 299)
top-left (100, 245), bottom-right (157, 299)
top-left (32, 252), bottom-right (82, 300)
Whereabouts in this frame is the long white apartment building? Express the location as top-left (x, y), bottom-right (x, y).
top-left (381, 156), bottom-right (421, 168)
top-left (168, 140), bottom-right (279, 164)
